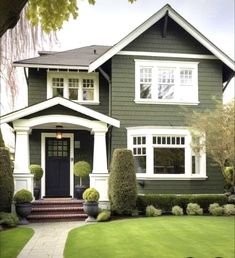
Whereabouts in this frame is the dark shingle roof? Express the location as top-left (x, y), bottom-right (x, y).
top-left (13, 45), bottom-right (111, 68)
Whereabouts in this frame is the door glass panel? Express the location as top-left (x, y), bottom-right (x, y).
top-left (47, 139), bottom-right (69, 157)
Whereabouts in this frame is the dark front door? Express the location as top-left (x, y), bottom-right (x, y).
top-left (46, 138), bottom-right (70, 197)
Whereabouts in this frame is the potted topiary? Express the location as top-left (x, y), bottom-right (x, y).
top-left (13, 189), bottom-right (33, 225)
top-left (83, 188), bottom-right (100, 222)
top-left (30, 164), bottom-right (43, 200)
top-left (73, 161), bottom-right (91, 199)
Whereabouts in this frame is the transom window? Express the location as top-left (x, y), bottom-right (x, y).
top-left (135, 60), bottom-right (199, 104)
top-left (47, 72), bottom-right (99, 104)
top-left (128, 128), bottom-right (206, 179)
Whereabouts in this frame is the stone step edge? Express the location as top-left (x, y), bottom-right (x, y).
top-left (32, 207), bottom-right (84, 212)
top-left (33, 200), bottom-right (84, 205)
top-left (28, 213), bottom-right (87, 219)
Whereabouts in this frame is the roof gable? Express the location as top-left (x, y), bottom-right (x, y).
top-left (0, 97), bottom-right (120, 128)
top-left (89, 4), bottom-right (234, 72)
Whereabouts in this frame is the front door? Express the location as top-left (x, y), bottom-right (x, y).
top-left (46, 138), bottom-right (70, 197)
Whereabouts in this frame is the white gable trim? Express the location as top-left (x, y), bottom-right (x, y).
top-left (88, 4), bottom-right (234, 73)
top-left (1, 97), bottom-right (120, 128)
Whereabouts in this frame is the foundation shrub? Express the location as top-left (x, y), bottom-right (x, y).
top-left (208, 203), bottom-right (224, 216)
top-left (146, 205), bottom-right (162, 217)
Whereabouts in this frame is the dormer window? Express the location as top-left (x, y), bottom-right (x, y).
top-left (47, 71), bottom-right (99, 104)
top-left (135, 60), bottom-right (199, 105)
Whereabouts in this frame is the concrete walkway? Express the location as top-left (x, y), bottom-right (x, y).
top-left (17, 221), bottom-right (87, 258)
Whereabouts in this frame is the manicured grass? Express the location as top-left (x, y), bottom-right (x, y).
top-left (64, 216), bottom-right (234, 258)
top-left (0, 227), bottom-right (34, 258)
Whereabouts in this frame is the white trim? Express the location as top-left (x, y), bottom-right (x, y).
top-left (89, 4), bottom-right (234, 72)
top-left (118, 51), bottom-right (218, 60)
top-left (41, 133), bottom-right (74, 197)
top-left (134, 100), bottom-right (199, 105)
top-left (13, 63), bottom-right (89, 70)
top-left (1, 97), bottom-right (120, 128)
top-left (136, 175), bottom-right (207, 180)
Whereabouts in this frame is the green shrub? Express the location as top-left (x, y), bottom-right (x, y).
top-left (136, 194), bottom-right (227, 213)
top-left (82, 188), bottom-right (99, 202)
top-left (0, 147), bottom-right (14, 212)
top-left (73, 161), bottom-right (91, 186)
top-left (228, 194), bottom-right (235, 204)
top-left (0, 212), bottom-right (19, 227)
top-left (13, 189), bottom-right (33, 204)
top-left (96, 210), bottom-right (111, 222)
top-left (108, 149), bottom-right (137, 215)
top-left (223, 204), bottom-right (235, 215)
top-left (30, 164), bottom-right (43, 182)
top-left (186, 203), bottom-right (203, 215)
top-left (224, 167), bottom-right (234, 185)
top-left (172, 205), bottom-right (184, 216)
top-left (146, 205), bottom-right (162, 217)
top-left (208, 203), bottom-right (224, 216)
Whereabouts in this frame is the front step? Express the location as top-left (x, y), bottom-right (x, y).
top-left (28, 198), bottom-right (87, 222)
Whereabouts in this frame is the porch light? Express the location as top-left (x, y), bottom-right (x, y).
top-left (56, 126), bottom-right (63, 139)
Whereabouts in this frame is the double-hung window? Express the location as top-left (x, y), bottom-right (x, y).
top-left (135, 60), bottom-right (199, 104)
top-left (47, 71), bottom-right (99, 104)
top-left (127, 127), bottom-right (206, 179)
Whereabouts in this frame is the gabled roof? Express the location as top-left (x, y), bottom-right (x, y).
top-left (0, 97), bottom-right (120, 128)
top-left (13, 45), bottom-right (111, 70)
top-left (89, 4), bottom-right (234, 72)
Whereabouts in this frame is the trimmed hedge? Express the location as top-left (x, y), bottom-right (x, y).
top-left (136, 194), bottom-right (228, 213)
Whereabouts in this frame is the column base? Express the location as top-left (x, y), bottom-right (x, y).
top-left (89, 174), bottom-right (109, 202)
top-left (13, 173), bottom-right (34, 195)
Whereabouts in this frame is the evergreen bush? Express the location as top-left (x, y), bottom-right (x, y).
top-left (13, 189), bottom-right (33, 204)
top-left (0, 142), bottom-right (14, 212)
top-left (108, 149), bottom-right (137, 215)
top-left (82, 188), bottom-right (99, 202)
top-left (223, 204), bottom-right (235, 215)
top-left (0, 212), bottom-right (19, 227)
top-left (186, 203), bottom-right (203, 215)
top-left (208, 203), bottom-right (224, 216)
top-left (96, 210), bottom-right (111, 222)
top-left (146, 205), bottom-right (162, 217)
top-left (172, 205), bottom-right (184, 215)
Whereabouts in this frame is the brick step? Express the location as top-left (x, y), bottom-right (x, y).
top-left (32, 206), bottom-right (84, 212)
top-left (32, 203), bottom-right (84, 209)
top-left (33, 199), bottom-right (83, 205)
top-left (28, 213), bottom-right (87, 221)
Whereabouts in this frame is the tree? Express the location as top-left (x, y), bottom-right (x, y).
top-left (188, 101), bottom-right (235, 190)
top-left (108, 149), bottom-right (137, 215)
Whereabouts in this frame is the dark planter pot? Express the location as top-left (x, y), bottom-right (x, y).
top-left (75, 185), bottom-right (87, 199)
top-left (34, 186), bottom-right (40, 200)
top-left (15, 203), bottom-right (32, 225)
top-left (83, 201), bottom-right (99, 222)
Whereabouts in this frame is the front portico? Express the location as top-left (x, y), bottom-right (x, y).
top-left (0, 97), bottom-right (120, 202)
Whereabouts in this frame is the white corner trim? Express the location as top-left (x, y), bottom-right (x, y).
top-left (118, 51), bottom-right (218, 60)
top-left (41, 133), bottom-right (74, 197)
top-left (1, 97), bottom-right (120, 128)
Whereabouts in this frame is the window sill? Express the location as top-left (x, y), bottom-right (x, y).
top-left (72, 101), bottom-right (100, 105)
top-left (136, 174), bottom-right (208, 180)
top-left (134, 100), bottom-right (200, 105)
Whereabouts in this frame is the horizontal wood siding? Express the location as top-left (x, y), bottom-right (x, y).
top-left (28, 68), bottom-right (109, 115)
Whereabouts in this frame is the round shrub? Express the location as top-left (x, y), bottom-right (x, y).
top-left (0, 147), bottom-right (14, 212)
top-left (186, 203), bottom-right (203, 215)
top-left (30, 164), bottom-right (43, 181)
top-left (228, 194), bottom-right (235, 204)
top-left (108, 149), bottom-right (137, 215)
top-left (83, 188), bottom-right (99, 202)
top-left (0, 212), bottom-right (19, 227)
top-left (13, 189), bottom-right (33, 204)
top-left (96, 210), bottom-right (111, 222)
top-left (146, 205), bottom-right (162, 217)
top-left (208, 203), bottom-right (224, 216)
top-left (172, 205), bottom-right (184, 216)
top-left (223, 204), bottom-right (235, 215)
top-left (74, 161), bottom-right (91, 186)
top-left (224, 167), bottom-right (234, 185)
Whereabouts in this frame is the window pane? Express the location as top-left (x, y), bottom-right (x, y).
top-left (53, 87), bottom-right (63, 97)
top-left (140, 67), bottom-right (152, 99)
top-left (134, 156), bottom-right (146, 173)
top-left (68, 78), bottom-right (79, 88)
top-left (158, 68), bottom-right (174, 99)
top-left (154, 148), bottom-right (185, 174)
top-left (52, 78), bottom-right (64, 87)
top-left (83, 89), bottom-right (94, 101)
top-left (69, 88), bottom-right (78, 100)
top-left (140, 84), bottom-right (152, 99)
top-left (180, 69), bottom-right (193, 86)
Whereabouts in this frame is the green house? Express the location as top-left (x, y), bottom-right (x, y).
top-left (1, 4), bottom-right (234, 206)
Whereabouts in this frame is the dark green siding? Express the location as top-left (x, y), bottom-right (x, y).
top-left (28, 68), bottom-right (109, 115)
top-left (110, 19), bottom-right (224, 194)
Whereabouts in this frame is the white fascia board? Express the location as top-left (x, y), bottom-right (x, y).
top-left (168, 10), bottom-right (235, 71)
top-left (1, 97), bottom-right (120, 128)
top-left (13, 63), bottom-right (89, 71)
top-left (88, 6), bottom-right (168, 72)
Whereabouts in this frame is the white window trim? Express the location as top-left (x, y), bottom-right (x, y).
top-left (127, 127), bottom-right (207, 180)
top-left (135, 60), bottom-right (199, 105)
top-left (47, 71), bottom-right (99, 105)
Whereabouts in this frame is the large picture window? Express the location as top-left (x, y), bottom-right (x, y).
top-left (127, 127), bottom-right (206, 179)
top-left (47, 72), bottom-right (99, 104)
top-left (135, 60), bottom-right (199, 104)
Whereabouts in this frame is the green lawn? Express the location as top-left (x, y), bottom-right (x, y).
top-left (0, 227), bottom-right (34, 258)
top-left (64, 216), bottom-right (234, 258)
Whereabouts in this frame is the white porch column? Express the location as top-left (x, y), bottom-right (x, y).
top-left (90, 127), bottom-right (109, 208)
top-left (13, 127), bottom-right (33, 194)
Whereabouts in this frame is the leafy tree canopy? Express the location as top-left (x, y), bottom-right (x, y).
top-left (27, 0), bottom-right (137, 32)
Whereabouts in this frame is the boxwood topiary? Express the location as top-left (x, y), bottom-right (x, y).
top-left (108, 149), bottom-right (137, 215)
top-left (73, 161), bottom-right (91, 186)
top-left (30, 164), bottom-right (43, 182)
top-left (83, 188), bottom-right (99, 202)
top-left (13, 189), bottom-right (33, 204)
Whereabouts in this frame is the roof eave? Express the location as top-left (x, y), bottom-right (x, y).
top-left (13, 63), bottom-right (89, 71)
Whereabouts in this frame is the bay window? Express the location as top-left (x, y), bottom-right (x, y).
top-left (135, 60), bottom-right (199, 104)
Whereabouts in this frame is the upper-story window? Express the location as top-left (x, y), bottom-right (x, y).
top-left (47, 71), bottom-right (99, 104)
top-left (135, 60), bottom-right (199, 105)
